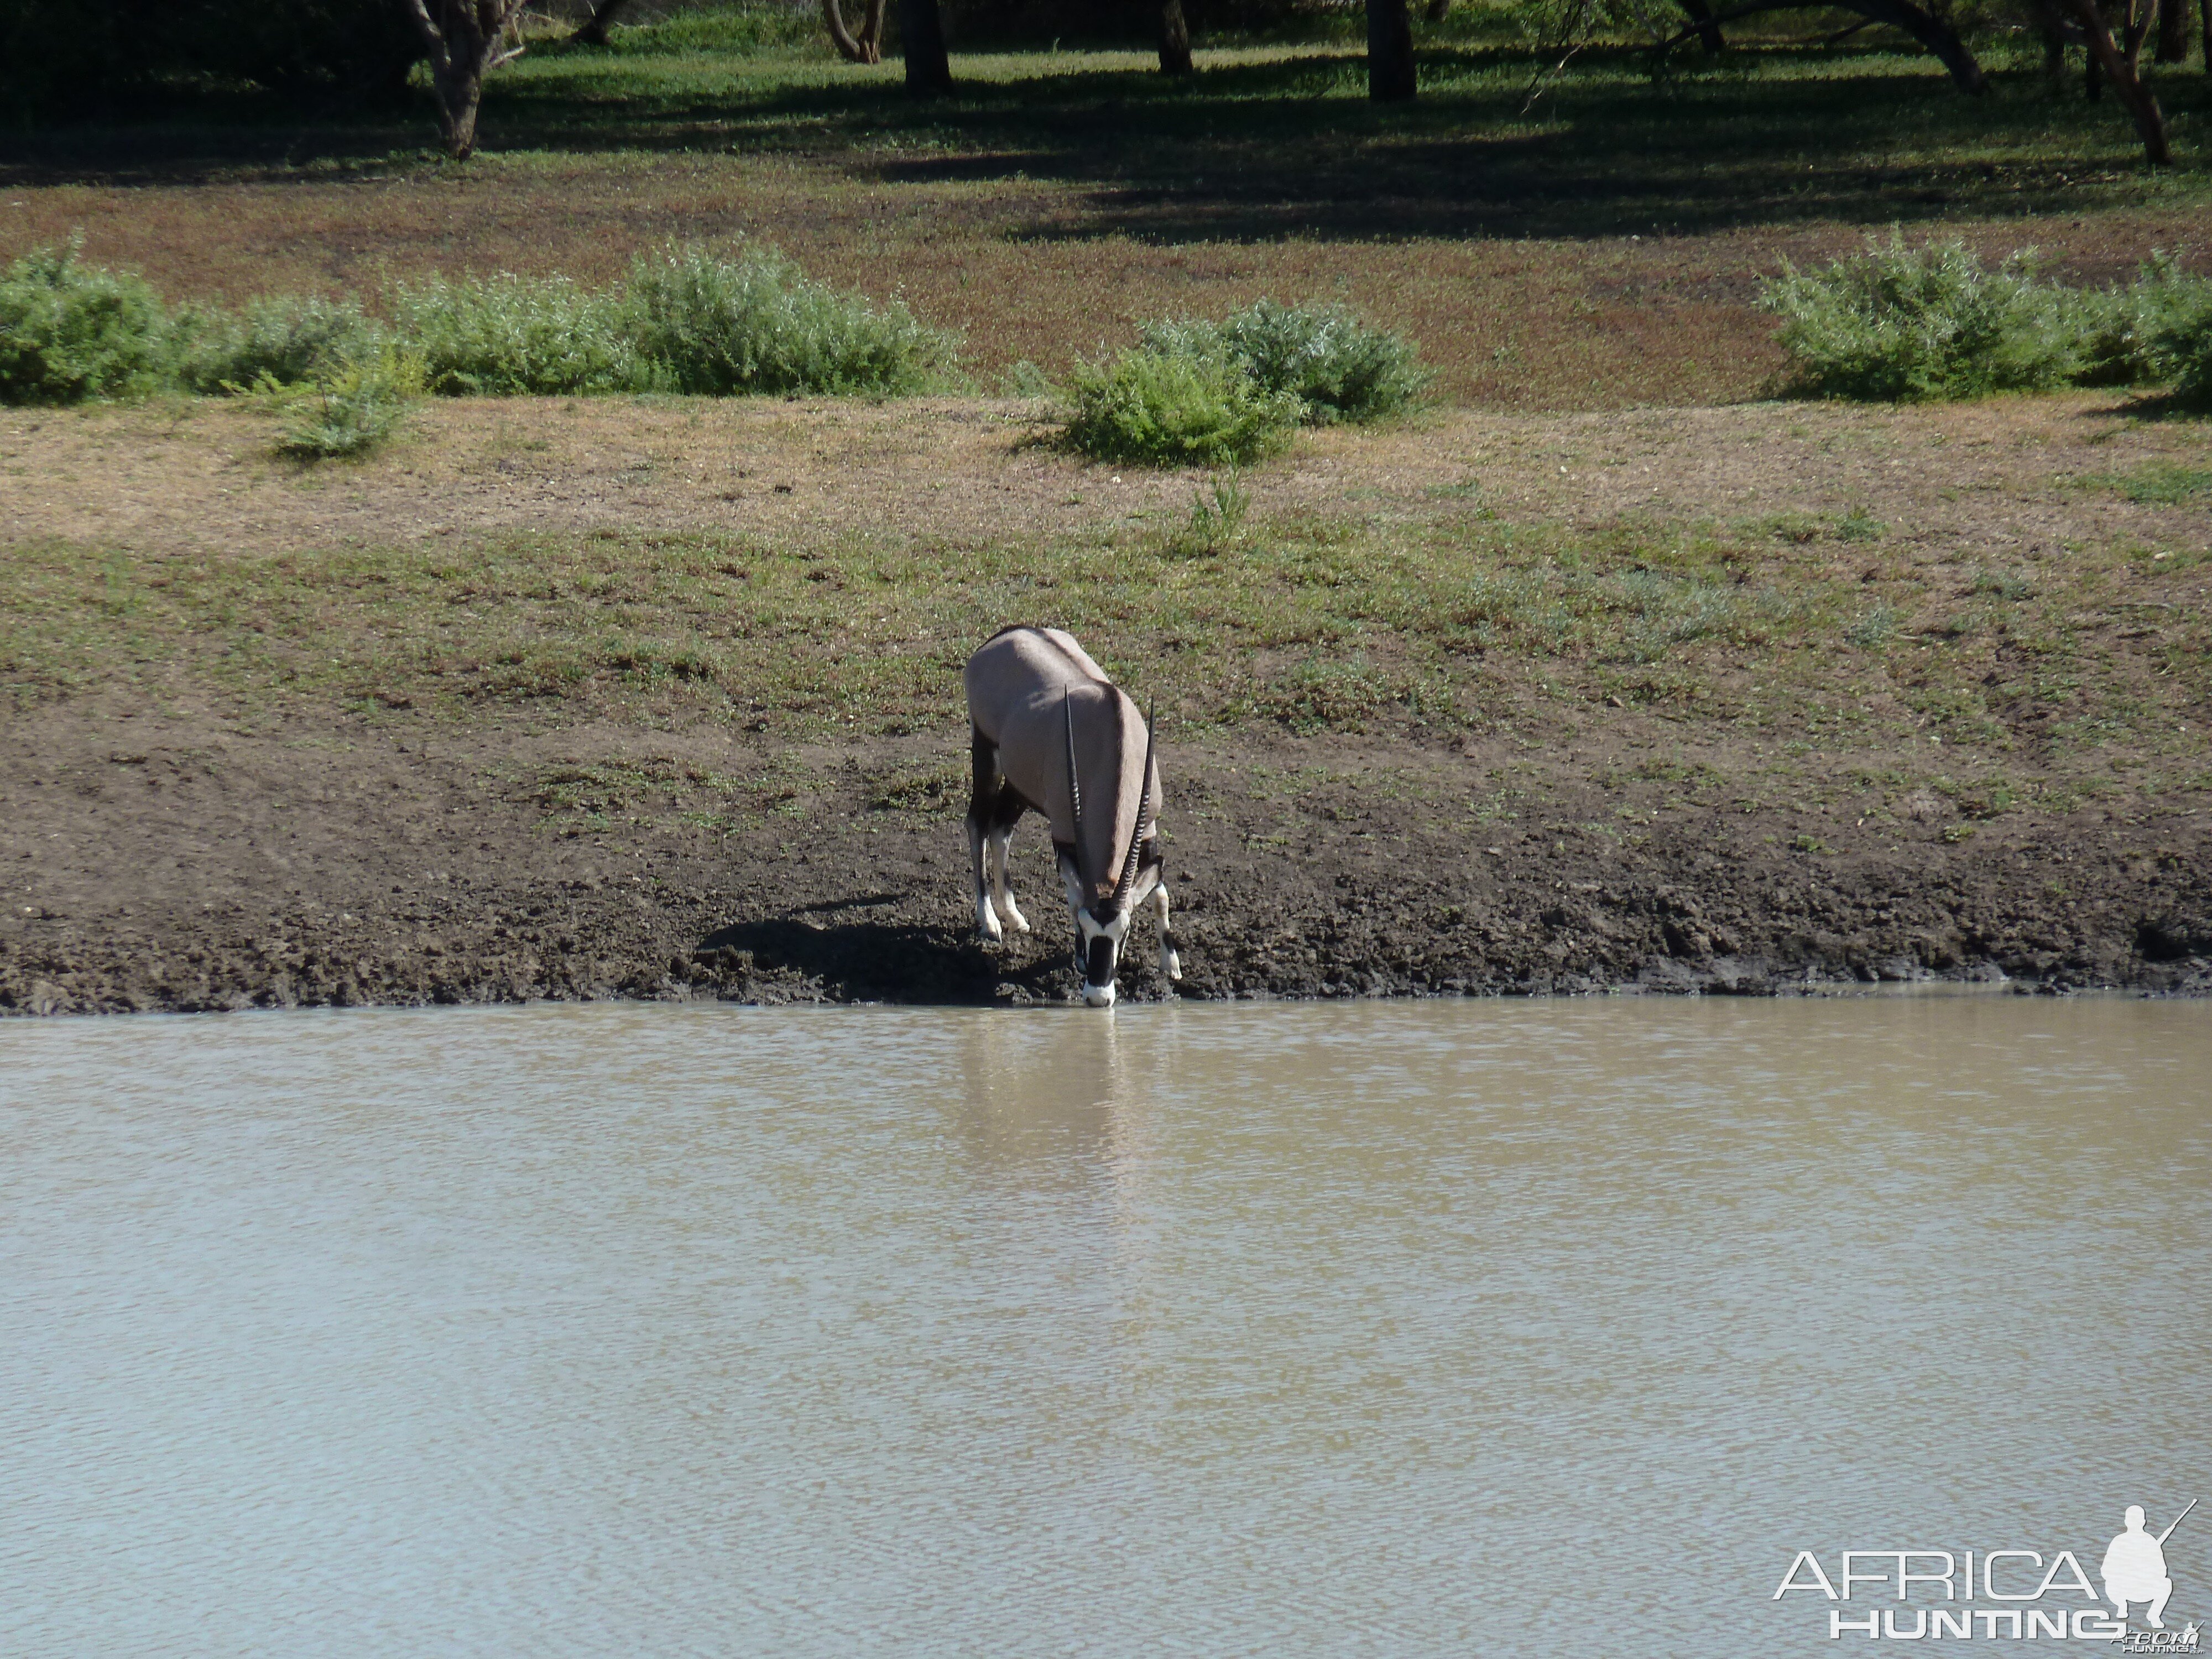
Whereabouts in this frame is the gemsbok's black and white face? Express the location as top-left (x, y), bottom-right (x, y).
top-left (1064, 851), bottom-right (1160, 1009)
top-left (961, 625), bottom-right (1182, 1009)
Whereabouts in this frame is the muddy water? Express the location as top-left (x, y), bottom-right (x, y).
top-left (2, 996), bottom-right (2207, 1658)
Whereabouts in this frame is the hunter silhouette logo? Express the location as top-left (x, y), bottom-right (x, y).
top-left (1773, 1498), bottom-right (2200, 1644)
top-left (2104, 1501), bottom-right (2193, 1630)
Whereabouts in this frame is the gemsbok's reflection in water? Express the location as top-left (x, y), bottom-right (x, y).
top-left (950, 1006), bottom-right (1157, 1193)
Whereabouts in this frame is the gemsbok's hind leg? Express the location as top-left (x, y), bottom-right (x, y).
top-left (1152, 872), bottom-right (1182, 983)
top-left (987, 782), bottom-right (1030, 934)
top-left (967, 727), bottom-right (1004, 942)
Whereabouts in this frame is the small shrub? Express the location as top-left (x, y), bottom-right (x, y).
top-left (998, 358), bottom-right (1056, 399)
top-left (1141, 299), bottom-right (1428, 424)
top-left (2066, 286), bottom-right (2158, 389)
top-left (1969, 568), bottom-right (2036, 601)
top-left (1171, 469), bottom-right (1251, 555)
top-left (2065, 256), bottom-right (2211, 388)
top-left (1258, 655), bottom-right (1427, 733)
top-left (181, 293), bottom-right (385, 392)
top-left (2148, 278), bottom-right (2212, 408)
top-left (391, 273), bottom-right (641, 396)
top-left (276, 348), bottom-right (425, 459)
top-left (0, 240), bottom-right (175, 404)
top-left (624, 244), bottom-right (952, 396)
top-left (1761, 236), bottom-right (2077, 402)
top-left (1067, 349), bottom-right (1298, 466)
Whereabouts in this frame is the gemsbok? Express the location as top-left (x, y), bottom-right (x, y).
top-left (963, 626), bottom-right (1182, 1008)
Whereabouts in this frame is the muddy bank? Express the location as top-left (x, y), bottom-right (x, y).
top-left (5, 701), bottom-right (2207, 1016)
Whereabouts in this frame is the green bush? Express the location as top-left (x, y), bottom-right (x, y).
top-left (623, 244), bottom-right (953, 396)
top-left (276, 348), bottom-right (426, 459)
top-left (1761, 236), bottom-right (2078, 401)
top-left (1067, 349), bottom-right (1299, 466)
top-left (1143, 300), bottom-right (1429, 424)
top-left (2140, 268), bottom-right (2212, 408)
top-left (181, 293), bottom-right (385, 392)
top-left (0, 241), bottom-right (175, 404)
top-left (391, 273), bottom-right (643, 395)
top-left (2064, 286), bottom-right (2152, 388)
top-left (2064, 256), bottom-right (2212, 389)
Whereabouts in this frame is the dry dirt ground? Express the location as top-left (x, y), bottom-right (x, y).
top-left (4, 394), bottom-right (2209, 1013)
top-left (7, 385), bottom-right (2208, 551)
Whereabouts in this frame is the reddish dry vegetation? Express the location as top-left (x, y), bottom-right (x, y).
top-left (8, 157), bottom-right (2211, 406)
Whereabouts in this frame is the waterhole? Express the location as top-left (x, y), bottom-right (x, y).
top-left (3, 995), bottom-right (2206, 1656)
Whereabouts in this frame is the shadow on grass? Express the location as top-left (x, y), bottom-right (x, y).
top-left (2, 41), bottom-right (2202, 243)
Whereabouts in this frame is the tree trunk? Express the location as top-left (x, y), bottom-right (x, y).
top-left (900, 0), bottom-right (952, 95)
top-left (1679, 0), bottom-right (1726, 51)
top-left (434, 61), bottom-right (483, 155)
top-left (825, 0), bottom-right (886, 61)
top-left (1425, 0), bottom-right (1452, 22)
top-left (1159, 0), bottom-right (1193, 73)
top-left (2059, 0), bottom-right (2172, 159)
top-left (573, 0), bottom-right (632, 48)
top-left (2156, 0), bottom-right (2190, 58)
top-left (1367, 0), bottom-right (1416, 98)
top-left (1653, 0), bottom-right (1979, 85)
top-left (1846, 0), bottom-right (1985, 88)
top-left (1657, 0), bottom-right (1982, 89)
top-left (402, 0), bottom-right (529, 160)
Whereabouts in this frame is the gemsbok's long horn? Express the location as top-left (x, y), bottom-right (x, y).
top-left (1113, 702), bottom-right (1157, 911)
top-left (1063, 687), bottom-right (1086, 889)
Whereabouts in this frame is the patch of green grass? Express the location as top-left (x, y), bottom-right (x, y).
top-left (1835, 507), bottom-right (1885, 542)
top-left (3, 492), bottom-right (2201, 766)
top-left (1969, 568), bottom-right (2036, 601)
top-left (1167, 469), bottom-right (1252, 556)
top-left (2088, 461), bottom-right (2212, 504)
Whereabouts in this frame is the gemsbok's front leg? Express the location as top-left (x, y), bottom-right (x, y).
top-left (1151, 866), bottom-right (1183, 983)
